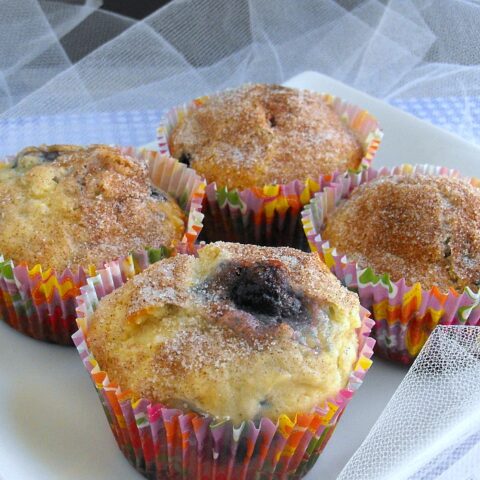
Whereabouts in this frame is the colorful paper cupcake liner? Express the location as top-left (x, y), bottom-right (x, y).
top-left (0, 147), bottom-right (205, 345)
top-left (157, 91), bottom-right (383, 249)
top-left (73, 259), bottom-right (375, 480)
top-left (302, 163), bottom-right (480, 365)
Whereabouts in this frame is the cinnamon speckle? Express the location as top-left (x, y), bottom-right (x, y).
top-left (170, 84), bottom-right (363, 190)
top-left (324, 174), bottom-right (480, 291)
top-left (87, 242), bottom-right (361, 423)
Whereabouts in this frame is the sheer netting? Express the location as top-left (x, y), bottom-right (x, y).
top-left (338, 326), bottom-right (480, 479)
top-left (1, 0), bottom-right (480, 155)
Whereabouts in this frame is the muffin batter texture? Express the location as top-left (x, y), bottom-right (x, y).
top-left (0, 144), bottom-right (185, 271)
top-left (323, 174), bottom-right (480, 291)
top-left (87, 242), bottom-right (361, 424)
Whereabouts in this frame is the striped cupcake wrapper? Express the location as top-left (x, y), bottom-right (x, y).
top-left (302, 163), bottom-right (480, 365)
top-left (157, 91), bottom-right (383, 250)
top-left (0, 147), bottom-right (205, 345)
top-left (73, 260), bottom-right (375, 480)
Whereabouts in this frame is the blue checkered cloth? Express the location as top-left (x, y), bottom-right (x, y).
top-left (390, 97), bottom-right (480, 143)
top-left (0, 109), bottom-right (164, 157)
top-left (0, 98), bottom-right (478, 156)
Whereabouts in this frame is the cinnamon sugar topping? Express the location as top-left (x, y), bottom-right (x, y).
top-left (323, 174), bottom-right (480, 290)
top-left (87, 242), bottom-right (361, 423)
top-left (0, 144), bottom-right (185, 270)
top-left (170, 84), bottom-right (363, 190)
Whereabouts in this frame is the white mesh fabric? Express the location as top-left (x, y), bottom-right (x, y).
top-left (0, 0), bottom-right (101, 111)
top-left (1, 0), bottom-right (480, 154)
top-left (338, 326), bottom-right (480, 480)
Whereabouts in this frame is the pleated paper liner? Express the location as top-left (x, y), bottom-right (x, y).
top-left (73, 262), bottom-right (375, 480)
top-left (0, 147), bottom-right (205, 345)
top-left (157, 91), bottom-right (383, 250)
top-left (302, 164), bottom-right (480, 365)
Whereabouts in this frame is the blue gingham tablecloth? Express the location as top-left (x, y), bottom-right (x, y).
top-left (0, 109), bottom-right (164, 156)
top-left (390, 97), bottom-right (480, 143)
top-left (0, 98), bottom-right (478, 156)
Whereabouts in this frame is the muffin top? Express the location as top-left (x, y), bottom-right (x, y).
top-left (0, 145), bottom-right (185, 271)
top-left (323, 174), bottom-right (480, 291)
top-left (169, 84), bottom-right (363, 190)
top-left (87, 242), bottom-right (361, 424)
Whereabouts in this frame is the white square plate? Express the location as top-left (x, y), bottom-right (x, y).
top-left (1, 72), bottom-right (479, 480)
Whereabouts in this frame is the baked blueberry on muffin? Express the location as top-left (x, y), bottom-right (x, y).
top-left (323, 175), bottom-right (480, 291)
top-left (0, 144), bottom-right (185, 271)
top-left (169, 84), bottom-right (364, 190)
top-left (87, 242), bottom-right (362, 424)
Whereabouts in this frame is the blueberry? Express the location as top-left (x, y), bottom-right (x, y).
top-left (43, 151), bottom-right (60, 162)
top-left (178, 152), bottom-right (191, 167)
top-left (13, 147), bottom-right (61, 169)
top-left (229, 263), bottom-right (307, 324)
top-left (150, 185), bottom-right (168, 201)
top-left (444, 237), bottom-right (452, 258)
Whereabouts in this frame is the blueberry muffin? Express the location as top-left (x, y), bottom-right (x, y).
top-left (0, 144), bottom-right (186, 271)
top-left (169, 84), bottom-right (364, 190)
top-left (323, 174), bottom-right (480, 291)
top-left (87, 242), bottom-right (361, 424)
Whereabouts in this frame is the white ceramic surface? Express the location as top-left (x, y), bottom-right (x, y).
top-left (1, 72), bottom-right (479, 480)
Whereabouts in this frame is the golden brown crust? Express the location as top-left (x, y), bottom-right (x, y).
top-left (87, 242), bottom-right (361, 423)
top-left (323, 175), bottom-right (480, 291)
top-left (170, 84), bottom-right (363, 190)
top-left (0, 145), bottom-right (185, 271)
